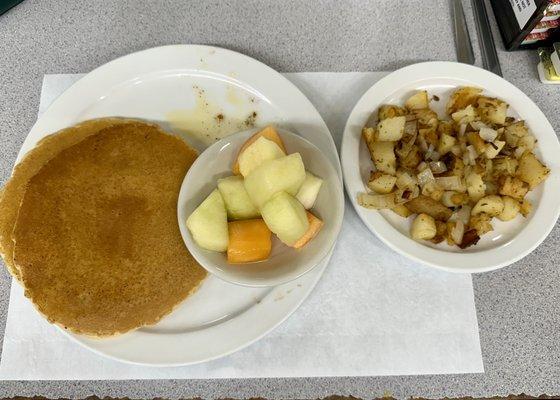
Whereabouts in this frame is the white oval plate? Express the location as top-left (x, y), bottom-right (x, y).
top-left (341, 61), bottom-right (560, 273)
top-left (17, 45), bottom-right (342, 366)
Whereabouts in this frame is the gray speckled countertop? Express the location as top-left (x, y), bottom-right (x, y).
top-left (0, 0), bottom-right (559, 398)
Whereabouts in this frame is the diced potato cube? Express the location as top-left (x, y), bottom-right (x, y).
top-left (497, 196), bottom-right (520, 221)
top-left (368, 171), bottom-right (397, 194)
top-left (452, 105), bottom-right (478, 124)
top-left (371, 141), bottom-right (397, 175)
top-left (519, 199), bottom-right (532, 217)
top-left (411, 213), bottom-right (437, 240)
top-left (472, 195), bottom-right (504, 217)
top-left (477, 96), bottom-right (508, 125)
top-left (516, 151), bottom-right (550, 189)
top-left (469, 213), bottom-right (494, 235)
top-left (466, 172), bottom-right (486, 201)
top-left (391, 203), bottom-right (413, 218)
top-left (504, 121), bottom-right (528, 147)
top-left (438, 133), bottom-right (457, 155)
top-left (412, 108), bottom-right (439, 129)
top-left (405, 90), bottom-right (429, 110)
top-left (493, 157), bottom-right (518, 176)
top-left (498, 176), bottom-right (529, 200)
top-left (446, 87), bottom-right (483, 114)
top-left (377, 116), bottom-right (406, 141)
top-left (484, 140), bottom-right (505, 159)
top-left (378, 105), bottom-right (406, 120)
top-left (466, 132), bottom-right (487, 154)
top-left (404, 195), bottom-right (453, 221)
top-left (357, 192), bottom-right (396, 209)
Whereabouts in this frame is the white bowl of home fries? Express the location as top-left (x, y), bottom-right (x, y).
top-left (341, 62), bottom-right (560, 273)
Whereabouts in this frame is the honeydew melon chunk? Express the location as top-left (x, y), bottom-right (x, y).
top-left (238, 136), bottom-right (285, 177)
top-left (233, 126), bottom-right (287, 174)
top-left (261, 192), bottom-right (309, 246)
top-left (217, 175), bottom-right (260, 220)
top-left (244, 153), bottom-right (306, 209)
top-left (295, 171), bottom-right (323, 209)
top-left (186, 189), bottom-right (228, 252)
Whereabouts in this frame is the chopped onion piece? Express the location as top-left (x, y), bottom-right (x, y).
top-left (405, 114), bottom-right (417, 122)
top-left (396, 171), bottom-right (418, 189)
top-left (514, 146), bottom-right (526, 158)
top-left (394, 186), bottom-right (419, 203)
top-left (417, 168), bottom-right (435, 187)
top-left (450, 205), bottom-right (472, 225)
top-left (450, 220), bottom-right (465, 245)
top-left (464, 145), bottom-right (477, 165)
top-left (425, 145), bottom-right (441, 161)
top-left (417, 161), bottom-right (428, 172)
top-left (357, 192), bottom-right (396, 209)
top-left (470, 121), bottom-right (488, 131)
top-left (429, 161), bottom-right (447, 174)
top-left (435, 176), bottom-right (464, 191)
top-left (458, 123), bottom-right (467, 137)
top-left (479, 127), bottom-right (498, 142)
top-left (404, 120), bottom-right (417, 136)
top-left (417, 134), bottom-right (428, 152)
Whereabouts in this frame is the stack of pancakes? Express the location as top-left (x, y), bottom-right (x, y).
top-left (0, 118), bottom-right (206, 337)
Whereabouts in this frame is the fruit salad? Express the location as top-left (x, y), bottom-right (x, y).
top-left (186, 126), bottom-right (324, 264)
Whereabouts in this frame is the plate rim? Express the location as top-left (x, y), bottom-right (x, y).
top-left (341, 61), bottom-right (560, 273)
top-left (17, 44), bottom-right (342, 366)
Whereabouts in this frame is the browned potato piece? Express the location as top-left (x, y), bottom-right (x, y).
top-left (362, 127), bottom-right (376, 157)
top-left (358, 192), bottom-right (396, 209)
top-left (371, 141), bottom-right (397, 175)
top-left (519, 199), bottom-right (532, 217)
top-left (399, 145), bottom-right (422, 169)
top-left (466, 132), bottom-right (487, 154)
top-left (498, 175), bottom-right (529, 200)
top-left (493, 157), bottom-right (518, 177)
top-left (446, 87), bottom-right (482, 114)
top-left (404, 195), bottom-right (453, 221)
top-left (437, 121), bottom-right (454, 136)
top-left (378, 104), bottom-right (406, 120)
top-left (469, 213), bottom-right (494, 235)
top-left (405, 91), bottom-right (429, 110)
top-left (412, 108), bottom-right (438, 129)
top-left (368, 171), bottom-right (397, 194)
top-left (430, 220), bottom-right (448, 244)
top-left (516, 151), bottom-right (550, 189)
top-left (477, 96), bottom-right (508, 125)
top-left (419, 128), bottom-right (439, 148)
top-left (391, 203), bottom-right (413, 218)
top-left (504, 121), bottom-right (528, 147)
top-left (459, 229), bottom-right (480, 249)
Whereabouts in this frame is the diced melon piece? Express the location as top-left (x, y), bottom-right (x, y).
top-left (295, 171), bottom-right (323, 209)
top-left (186, 189), bottom-right (228, 252)
top-left (237, 136), bottom-right (285, 177)
top-left (405, 90), bottom-right (429, 110)
top-left (232, 126), bottom-right (286, 174)
top-left (244, 153), bottom-right (306, 208)
top-left (227, 219), bottom-right (272, 263)
top-left (217, 175), bottom-right (260, 220)
top-left (292, 211), bottom-right (324, 249)
top-left (261, 192), bottom-right (309, 246)
top-left (377, 116), bottom-right (406, 141)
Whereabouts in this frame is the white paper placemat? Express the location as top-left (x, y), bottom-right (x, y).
top-left (0, 72), bottom-right (484, 380)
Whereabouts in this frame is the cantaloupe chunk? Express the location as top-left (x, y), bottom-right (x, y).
top-left (227, 219), bottom-right (272, 263)
top-left (292, 211), bottom-right (324, 249)
top-left (233, 126), bottom-right (287, 174)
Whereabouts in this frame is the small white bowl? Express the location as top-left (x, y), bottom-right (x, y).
top-left (178, 128), bottom-right (344, 287)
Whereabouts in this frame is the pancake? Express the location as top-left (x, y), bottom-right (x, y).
top-left (0, 118), bottom-right (136, 281)
top-left (11, 122), bottom-right (206, 336)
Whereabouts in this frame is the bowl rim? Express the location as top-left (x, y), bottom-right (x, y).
top-left (178, 128), bottom-right (345, 287)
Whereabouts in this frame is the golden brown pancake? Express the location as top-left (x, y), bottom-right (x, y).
top-left (11, 122), bottom-right (206, 336)
top-left (0, 118), bottom-right (135, 281)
